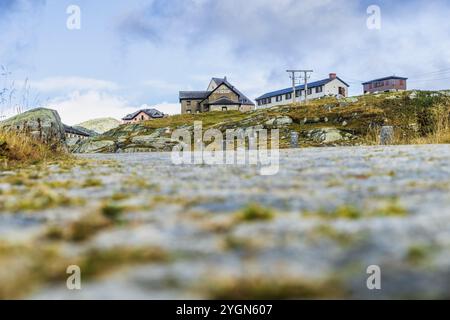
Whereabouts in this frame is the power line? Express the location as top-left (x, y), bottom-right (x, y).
top-left (286, 69), bottom-right (313, 104)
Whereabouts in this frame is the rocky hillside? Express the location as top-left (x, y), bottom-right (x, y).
top-left (76, 117), bottom-right (121, 134)
top-left (73, 90), bottom-right (450, 153)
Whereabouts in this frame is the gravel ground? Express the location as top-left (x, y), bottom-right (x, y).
top-left (1, 145), bottom-right (450, 299)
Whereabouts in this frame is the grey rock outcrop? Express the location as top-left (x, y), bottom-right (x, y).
top-left (265, 116), bottom-right (293, 128)
top-left (306, 128), bottom-right (355, 144)
top-left (0, 108), bottom-right (66, 147)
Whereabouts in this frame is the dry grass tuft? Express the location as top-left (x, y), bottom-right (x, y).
top-left (0, 130), bottom-right (66, 168)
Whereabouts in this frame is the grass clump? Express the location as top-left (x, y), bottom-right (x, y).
top-left (405, 245), bottom-right (431, 265)
top-left (235, 204), bottom-right (274, 222)
top-left (101, 202), bottom-right (125, 221)
top-left (0, 186), bottom-right (85, 212)
top-left (0, 130), bottom-right (67, 168)
top-left (305, 201), bottom-right (407, 220)
top-left (82, 178), bottom-right (103, 188)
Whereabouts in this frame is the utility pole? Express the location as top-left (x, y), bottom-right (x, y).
top-left (286, 70), bottom-right (313, 104)
top-left (286, 70), bottom-right (299, 104)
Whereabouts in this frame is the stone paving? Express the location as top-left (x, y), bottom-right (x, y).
top-left (1, 145), bottom-right (450, 299)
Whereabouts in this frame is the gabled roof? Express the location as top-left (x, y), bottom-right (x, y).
top-left (209, 97), bottom-right (239, 105)
top-left (179, 77), bottom-right (255, 106)
top-left (210, 77), bottom-right (255, 106)
top-left (179, 91), bottom-right (210, 100)
top-left (362, 76), bottom-right (408, 85)
top-left (122, 108), bottom-right (164, 121)
top-left (255, 77), bottom-right (349, 101)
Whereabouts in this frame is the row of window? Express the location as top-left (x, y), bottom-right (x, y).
top-left (258, 86), bottom-right (324, 105)
top-left (367, 79), bottom-right (405, 89)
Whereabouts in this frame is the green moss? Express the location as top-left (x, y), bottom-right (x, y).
top-left (405, 245), bottom-right (429, 265)
top-left (376, 202), bottom-right (407, 217)
top-left (235, 204), bottom-right (274, 222)
top-left (82, 178), bottom-right (103, 188)
top-left (305, 205), bottom-right (363, 220)
top-left (310, 224), bottom-right (356, 245)
top-left (304, 201), bottom-right (408, 220)
top-left (101, 203), bottom-right (125, 221)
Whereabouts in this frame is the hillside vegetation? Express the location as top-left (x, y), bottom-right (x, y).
top-left (73, 90), bottom-right (450, 153)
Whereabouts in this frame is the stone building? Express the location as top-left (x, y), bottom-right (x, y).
top-left (179, 77), bottom-right (255, 114)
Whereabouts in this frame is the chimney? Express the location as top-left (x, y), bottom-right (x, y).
top-left (329, 73), bottom-right (337, 79)
top-left (224, 76), bottom-right (227, 81)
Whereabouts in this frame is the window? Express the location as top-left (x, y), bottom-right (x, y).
top-left (141, 115), bottom-right (144, 120)
top-left (307, 88), bottom-right (312, 95)
top-left (276, 95), bottom-right (282, 102)
top-left (295, 90), bottom-right (300, 97)
top-left (187, 101), bottom-right (191, 106)
top-left (285, 93), bottom-right (292, 100)
top-left (315, 86), bottom-right (323, 93)
top-left (267, 97), bottom-right (272, 104)
top-left (222, 107), bottom-right (228, 111)
top-left (258, 100), bottom-right (262, 106)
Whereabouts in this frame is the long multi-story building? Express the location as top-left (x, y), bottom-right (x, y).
top-left (255, 73), bottom-right (349, 108)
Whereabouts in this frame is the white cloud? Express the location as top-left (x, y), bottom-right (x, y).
top-left (47, 90), bottom-right (135, 125)
top-left (30, 77), bottom-right (119, 93)
top-left (145, 102), bottom-right (180, 116)
top-left (141, 79), bottom-right (184, 93)
top-left (117, 0), bottom-right (450, 96)
top-left (45, 91), bottom-right (180, 126)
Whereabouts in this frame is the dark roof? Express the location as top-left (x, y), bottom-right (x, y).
top-left (211, 78), bottom-right (255, 106)
top-left (209, 97), bottom-right (239, 105)
top-left (362, 76), bottom-right (408, 85)
top-left (179, 91), bottom-right (210, 100)
top-left (255, 77), bottom-right (349, 100)
top-left (122, 108), bottom-right (165, 121)
top-left (64, 124), bottom-right (91, 137)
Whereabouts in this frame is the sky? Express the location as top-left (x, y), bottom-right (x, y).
top-left (1, 0), bottom-right (450, 125)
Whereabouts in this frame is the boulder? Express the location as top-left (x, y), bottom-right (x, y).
top-left (345, 97), bottom-right (359, 103)
top-left (409, 91), bottom-right (418, 100)
top-left (265, 116), bottom-right (293, 127)
top-left (0, 108), bottom-right (66, 147)
top-left (380, 126), bottom-right (395, 145)
top-left (73, 140), bottom-right (116, 153)
top-left (306, 128), bottom-right (352, 144)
